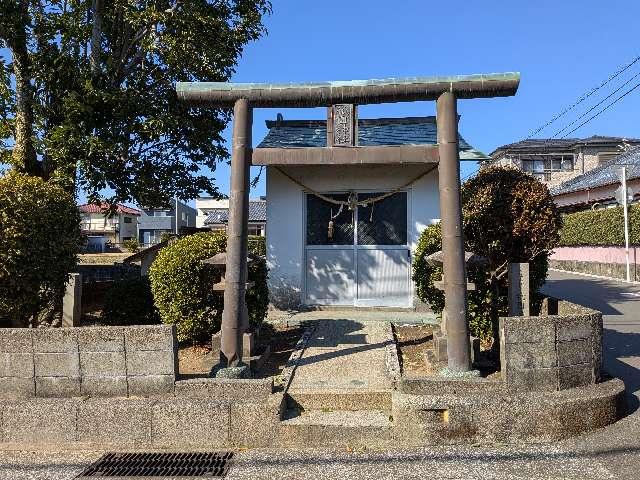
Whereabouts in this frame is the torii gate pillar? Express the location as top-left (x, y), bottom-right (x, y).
top-left (220, 98), bottom-right (252, 368)
top-left (436, 92), bottom-right (472, 372)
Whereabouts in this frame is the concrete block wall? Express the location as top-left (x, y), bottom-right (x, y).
top-left (0, 394), bottom-right (285, 449)
top-left (499, 303), bottom-right (602, 392)
top-left (0, 325), bottom-right (177, 399)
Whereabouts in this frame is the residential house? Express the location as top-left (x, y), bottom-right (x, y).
top-left (486, 136), bottom-right (640, 188)
top-left (195, 197), bottom-right (230, 228)
top-left (138, 200), bottom-right (197, 247)
top-left (258, 115), bottom-right (486, 308)
top-left (551, 146), bottom-right (640, 212)
top-left (79, 203), bottom-right (141, 251)
top-left (203, 199), bottom-right (266, 236)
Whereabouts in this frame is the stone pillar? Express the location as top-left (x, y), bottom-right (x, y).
top-left (62, 273), bottom-right (82, 327)
top-left (436, 92), bottom-right (471, 372)
top-left (220, 98), bottom-right (252, 367)
top-left (508, 262), bottom-right (530, 316)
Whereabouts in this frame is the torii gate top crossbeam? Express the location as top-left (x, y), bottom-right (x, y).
top-left (176, 72), bottom-right (520, 108)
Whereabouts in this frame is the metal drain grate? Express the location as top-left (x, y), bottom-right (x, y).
top-left (77, 452), bottom-right (234, 478)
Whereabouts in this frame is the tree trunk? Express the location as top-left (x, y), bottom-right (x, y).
top-left (10, 0), bottom-right (39, 176)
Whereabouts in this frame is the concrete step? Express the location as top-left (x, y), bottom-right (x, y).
top-left (286, 389), bottom-right (393, 412)
top-left (279, 408), bottom-right (395, 448)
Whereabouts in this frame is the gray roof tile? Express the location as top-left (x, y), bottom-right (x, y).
top-left (256, 116), bottom-right (487, 160)
top-left (204, 201), bottom-right (266, 225)
top-left (491, 136), bottom-right (640, 156)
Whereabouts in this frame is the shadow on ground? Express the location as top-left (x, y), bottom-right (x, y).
top-left (541, 276), bottom-right (635, 316)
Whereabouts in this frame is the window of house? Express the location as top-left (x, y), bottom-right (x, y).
top-left (521, 155), bottom-right (573, 173)
top-left (598, 152), bottom-right (620, 164)
top-left (124, 217), bottom-right (132, 223)
top-left (248, 224), bottom-right (264, 236)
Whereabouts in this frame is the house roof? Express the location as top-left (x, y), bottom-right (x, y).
top-left (204, 201), bottom-right (266, 225)
top-left (79, 203), bottom-right (142, 216)
top-left (256, 116), bottom-right (487, 160)
top-left (490, 136), bottom-right (640, 156)
top-left (123, 240), bottom-right (168, 263)
top-left (551, 146), bottom-right (640, 196)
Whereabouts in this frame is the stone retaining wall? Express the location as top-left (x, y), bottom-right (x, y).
top-left (499, 301), bottom-right (602, 392)
top-left (0, 325), bottom-right (178, 398)
top-left (393, 378), bottom-right (624, 445)
top-left (550, 259), bottom-right (639, 282)
top-left (0, 394), bottom-right (284, 449)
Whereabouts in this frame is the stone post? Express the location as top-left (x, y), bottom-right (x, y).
top-left (436, 92), bottom-right (471, 372)
top-left (508, 262), bottom-right (530, 316)
top-left (62, 273), bottom-right (82, 327)
top-left (220, 98), bottom-right (252, 368)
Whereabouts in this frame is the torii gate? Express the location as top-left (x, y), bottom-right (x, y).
top-left (177, 73), bottom-right (520, 375)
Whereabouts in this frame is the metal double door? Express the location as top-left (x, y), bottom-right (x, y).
top-left (304, 191), bottom-right (411, 307)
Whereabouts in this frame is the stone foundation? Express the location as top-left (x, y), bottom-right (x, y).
top-left (0, 299), bottom-right (627, 450)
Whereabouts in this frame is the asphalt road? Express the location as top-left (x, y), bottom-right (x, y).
top-left (541, 269), bottom-right (640, 408)
top-left (1, 269), bottom-right (640, 479)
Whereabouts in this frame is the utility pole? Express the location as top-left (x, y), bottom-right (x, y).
top-left (175, 196), bottom-right (179, 235)
top-left (622, 167), bottom-right (631, 282)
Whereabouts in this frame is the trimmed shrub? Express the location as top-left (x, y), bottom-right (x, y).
top-left (248, 235), bottom-right (266, 256)
top-left (0, 170), bottom-right (81, 327)
top-left (559, 204), bottom-right (640, 246)
top-left (413, 166), bottom-right (561, 341)
top-left (123, 238), bottom-right (140, 253)
top-left (148, 231), bottom-right (268, 343)
top-left (103, 277), bottom-right (160, 326)
top-left (412, 224), bottom-right (497, 340)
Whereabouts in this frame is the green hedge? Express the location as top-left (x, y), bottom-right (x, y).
top-left (148, 231), bottom-right (268, 343)
top-left (559, 204), bottom-right (640, 246)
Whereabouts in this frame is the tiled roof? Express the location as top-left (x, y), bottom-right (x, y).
top-left (491, 136), bottom-right (640, 156)
top-left (551, 146), bottom-right (640, 195)
top-left (257, 116), bottom-right (487, 160)
top-left (204, 201), bottom-right (266, 225)
top-left (79, 203), bottom-right (141, 215)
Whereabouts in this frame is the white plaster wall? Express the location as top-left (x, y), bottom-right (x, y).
top-left (266, 164), bottom-right (440, 309)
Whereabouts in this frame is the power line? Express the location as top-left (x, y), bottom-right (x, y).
top-left (549, 70), bottom-right (640, 139)
top-left (526, 55), bottom-right (640, 139)
top-left (560, 80), bottom-right (640, 138)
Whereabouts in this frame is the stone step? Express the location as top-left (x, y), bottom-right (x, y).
top-left (286, 389), bottom-right (392, 412)
top-left (278, 409), bottom-right (395, 448)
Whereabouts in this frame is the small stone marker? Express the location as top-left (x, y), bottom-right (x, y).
top-left (62, 273), bottom-right (82, 327)
top-left (508, 262), bottom-right (530, 316)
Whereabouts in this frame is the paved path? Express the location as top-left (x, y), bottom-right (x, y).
top-left (288, 318), bottom-right (391, 392)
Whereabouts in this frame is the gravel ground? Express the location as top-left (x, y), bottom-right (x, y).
top-left (0, 440), bottom-right (629, 480)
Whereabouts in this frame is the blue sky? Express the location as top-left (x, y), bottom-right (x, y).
top-left (4, 1), bottom-right (640, 204)
top-left (212, 0), bottom-right (640, 200)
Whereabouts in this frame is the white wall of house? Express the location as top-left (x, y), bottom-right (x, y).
top-left (266, 164), bottom-right (440, 309)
